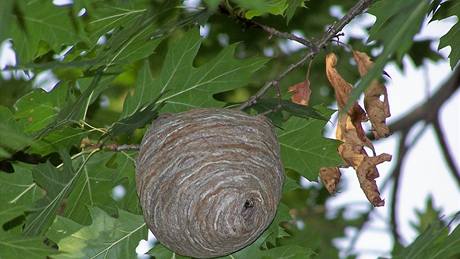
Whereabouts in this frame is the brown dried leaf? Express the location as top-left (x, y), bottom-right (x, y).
top-left (336, 115), bottom-right (366, 166)
top-left (336, 114), bottom-right (392, 206)
top-left (319, 167), bottom-right (341, 194)
top-left (356, 153), bottom-right (392, 207)
top-left (325, 53), bottom-right (367, 121)
top-left (325, 52), bottom-right (392, 206)
top-left (352, 51), bottom-right (391, 139)
top-left (326, 53), bottom-right (374, 153)
top-left (288, 80), bottom-right (311, 106)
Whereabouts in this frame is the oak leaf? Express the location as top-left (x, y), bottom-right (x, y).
top-left (352, 51), bottom-right (391, 139)
top-left (335, 114), bottom-right (392, 207)
top-left (288, 80), bottom-right (311, 106)
top-left (325, 53), bottom-right (367, 122)
top-left (319, 167), bottom-right (341, 194)
top-left (356, 153), bottom-right (392, 207)
top-left (326, 53), bottom-right (374, 153)
top-left (325, 52), bottom-right (392, 207)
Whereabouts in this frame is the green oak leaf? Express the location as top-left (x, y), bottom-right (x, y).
top-left (105, 152), bottom-right (141, 214)
top-left (283, 175), bottom-right (302, 193)
top-left (432, 1), bottom-right (460, 68)
top-left (123, 28), bottom-right (268, 113)
top-left (24, 151), bottom-right (94, 236)
top-left (368, 0), bottom-right (429, 61)
top-left (0, 232), bottom-right (57, 259)
top-left (0, 163), bottom-right (43, 234)
top-left (0, 107), bottom-right (32, 159)
top-left (120, 60), bottom-right (162, 119)
top-left (439, 21), bottom-right (460, 68)
top-left (234, 0), bottom-right (288, 19)
top-left (410, 196), bottom-right (445, 235)
top-left (0, 79), bottom-right (31, 108)
top-left (74, 0), bottom-right (149, 42)
top-left (395, 215), bottom-right (460, 258)
top-left (7, 0), bottom-right (87, 64)
top-left (0, 0), bottom-right (13, 44)
top-left (29, 127), bottom-right (89, 156)
top-left (285, 0), bottom-right (305, 24)
top-left (47, 207), bottom-right (147, 259)
top-left (258, 245), bottom-right (313, 258)
top-left (61, 152), bottom-right (120, 225)
top-left (262, 202), bottom-right (291, 247)
top-left (148, 245), bottom-right (190, 259)
top-left (14, 85), bottom-right (69, 134)
top-left (277, 107), bottom-right (342, 180)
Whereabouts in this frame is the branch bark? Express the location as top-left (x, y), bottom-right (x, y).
top-left (433, 116), bottom-right (460, 187)
top-left (389, 66), bottom-right (460, 132)
top-left (389, 129), bottom-right (409, 246)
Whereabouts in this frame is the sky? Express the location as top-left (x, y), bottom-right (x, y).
top-left (1, 2), bottom-right (459, 258)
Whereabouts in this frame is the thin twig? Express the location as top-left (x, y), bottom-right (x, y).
top-left (390, 129), bottom-right (409, 246)
top-left (432, 116), bottom-right (460, 187)
top-left (238, 0), bottom-right (373, 110)
top-left (252, 21), bottom-right (316, 50)
top-left (104, 144), bottom-right (140, 152)
top-left (81, 141), bottom-right (140, 152)
top-left (219, 4), bottom-right (316, 50)
top-left (238, 52), bottom-right (316, 110)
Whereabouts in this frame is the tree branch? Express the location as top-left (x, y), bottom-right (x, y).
top-left (218, 4), bottom-right (316, 50)
top-left (238, 0), bottom-right (373, 110)
top-left (389, 66), bottom-right (460, 133)
top-left (432, 116), bottom-right (460, 187)
top-left (390, 129), bottom-right (409, 246)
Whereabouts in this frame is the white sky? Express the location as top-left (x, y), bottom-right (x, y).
top-left (0, 4), bottom-right (458, 259)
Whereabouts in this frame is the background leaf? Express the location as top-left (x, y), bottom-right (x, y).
top-left (395, 215), bottom-right (460, 259)
top-left (0, 163), bottom-right (42, 234)
top-left (131, 29), bottom-right (268, 112)
top-left (277, 107), bottom-right (342, 180)
top-left (7, 0), bottom-right (86, 63)
top-left (24, 151), bottom-right (94, 236)
top-left (433, 0), bottom-right (460, 68)
top-left (47, 207), bottom-right (147, 259)
top-left (0, 232), bottom-right (57, 259)
top-left (0, 106), bottom-right (33, 159)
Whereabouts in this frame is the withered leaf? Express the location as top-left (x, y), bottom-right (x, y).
top-left (325, 53), bottom-right (367, 122)
top-left (319, 167), bottom-right (341, 194)
top-left (336, 114), bottom-right (392, 207)
top-left (352, 50), bottom-right (391, 139)
top-left (326, 52), bottom-right (392, 207)
top-left (288, 80), bottom-right (311, 106)
top-left (356, 153), bottom-right (392, 207)
top-left (326, 53), bottom-right (374, 153)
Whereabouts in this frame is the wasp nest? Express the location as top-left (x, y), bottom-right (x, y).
top-left (136, 108), bottom-right (284, 258)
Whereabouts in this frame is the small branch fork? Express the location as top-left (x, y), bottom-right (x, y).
top-left (233, 0), bottom-right (373, 110)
